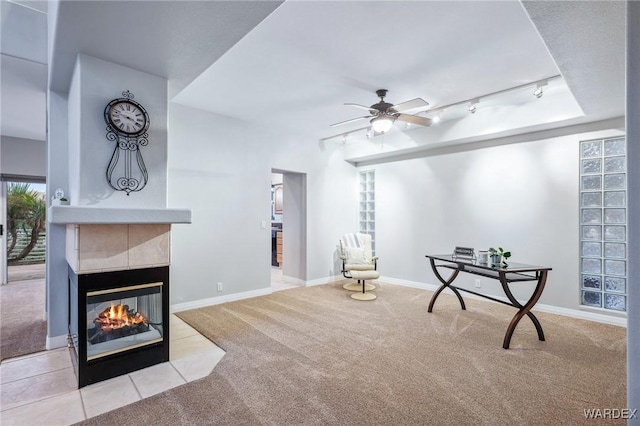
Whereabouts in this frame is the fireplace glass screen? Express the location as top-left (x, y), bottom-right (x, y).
top-left (86, 282), bottom-right (163, 360)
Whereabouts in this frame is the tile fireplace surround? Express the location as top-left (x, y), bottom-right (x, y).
top-left (66, 223), bottom-right (171, 273)
top-left (47, 204), bottom-right (192, 275)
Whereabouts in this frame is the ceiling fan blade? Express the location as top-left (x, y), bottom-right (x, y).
top-left (391, 98), bottom-right (429, 112)
top-left (344, 103), bottom-right (376, 112)
top-left (396, 113), bottom-right (432, 127)
top-left (330, 116), bottom-right (371, 127)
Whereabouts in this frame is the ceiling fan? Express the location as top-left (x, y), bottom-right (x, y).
top-left (330, 89), bottom-right (431, 134)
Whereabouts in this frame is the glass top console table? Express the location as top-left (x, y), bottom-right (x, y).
top-left (425, 254), bottom-right (552, 349)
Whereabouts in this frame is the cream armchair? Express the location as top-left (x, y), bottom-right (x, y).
top-left (339, 233), bottom-right (380, 300)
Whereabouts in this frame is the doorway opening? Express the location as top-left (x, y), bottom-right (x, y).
top-left (0, 179), bottom-right (47, 361)
top-left (270, 170), bottom-right (307, 291)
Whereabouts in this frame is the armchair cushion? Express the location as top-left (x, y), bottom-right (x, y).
top-left (344, 247), bottom-right (368, 264)
top-left (345, 263), bottom-right (376, 271)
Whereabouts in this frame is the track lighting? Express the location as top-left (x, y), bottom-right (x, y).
top-left (370, 116), bottom-right (394, 133)
top-left (534, 80), bottom-right (547, 98)
top-left (322, 74), bottom-right (561, 143)
top-left (468, 100), bottom-right (478, 114)
top-left (533, 87), bottom-right (543, 98)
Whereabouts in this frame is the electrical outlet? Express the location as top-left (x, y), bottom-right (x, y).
top-left (217, 282), bottom-right (223, 292)
top-left (475, 279), bottom-right (481, 288)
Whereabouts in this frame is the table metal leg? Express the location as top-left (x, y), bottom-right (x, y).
top-left (499, 270), bottom-right (548, 349)
top-left (427, 258), bottom-right (465, 312)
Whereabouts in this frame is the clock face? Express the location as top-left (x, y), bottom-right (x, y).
top-left (107, 100), bottom-right (148, 135)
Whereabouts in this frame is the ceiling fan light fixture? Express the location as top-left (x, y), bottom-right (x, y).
top-left (370, 116), bottom-right (394, 133)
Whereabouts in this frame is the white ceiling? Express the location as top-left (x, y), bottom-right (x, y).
top-left (1, 0), bottom-right (627, 154)
top-left (174, 1), bottom-right (566, 137)
top-left (47, 0), bottom-right (283, 96)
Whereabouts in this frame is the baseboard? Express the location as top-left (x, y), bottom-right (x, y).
top-left (170, 276), bottom-right (343, 313)
top-left (171, 287), bottom-right (273, 313)
top-left (46, 334), bottom-right (68, 350)
top-left (379, 276), bottom-right (627, 328)
top-left (305, 275), bottom-right (342, 287)
top-left (378, 276), bottom-right (438, 291)
top-left (532, 304), bottom-right (627, 327)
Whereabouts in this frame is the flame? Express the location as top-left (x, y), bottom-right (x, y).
top-left (96, 303), bottom-right (147, 331)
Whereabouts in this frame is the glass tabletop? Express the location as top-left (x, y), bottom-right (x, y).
top-left (425, 254), bottom-right (551, 273)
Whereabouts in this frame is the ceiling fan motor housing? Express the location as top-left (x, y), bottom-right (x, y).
top-left (370, 89), bottom-right (396, 115)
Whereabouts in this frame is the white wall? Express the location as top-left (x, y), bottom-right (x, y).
top-left (45, 89), bottom-right (70, 347)
top-left (0, 136), bottom-right (46, 178)
top-left (370, 128), bottom-right (624, 312)
top-left (68, 54), bottom-right (167, 207)
top-left (167, 103), bottom-right (357, 306)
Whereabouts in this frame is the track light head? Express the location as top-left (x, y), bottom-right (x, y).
top-left (534, 80), bottom-right (547, 98)
top-left (533, 87), bottom-right (543, 98)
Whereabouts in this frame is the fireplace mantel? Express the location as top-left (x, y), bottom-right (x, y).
top-left (48, 206), bottom-right (192, 224)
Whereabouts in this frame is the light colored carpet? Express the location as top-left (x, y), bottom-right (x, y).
top-left (0, 278), bottom-right (47, 361)
top-left (79, 282), bottom-right (626, 425)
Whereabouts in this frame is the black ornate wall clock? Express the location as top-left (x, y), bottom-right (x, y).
top-left (104, 90), bottom-right (150, 195)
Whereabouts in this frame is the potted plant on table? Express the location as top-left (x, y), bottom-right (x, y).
top-left (489, 247), bottom-right (511, 267)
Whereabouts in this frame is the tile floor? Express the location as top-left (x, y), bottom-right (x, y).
top-left (0, 315), bottom-right (225, 426)
top-left (271, 266), bottom-right (300, 292)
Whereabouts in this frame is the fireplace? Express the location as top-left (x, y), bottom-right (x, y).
top-left (69, 266), bottom-right (169, 388)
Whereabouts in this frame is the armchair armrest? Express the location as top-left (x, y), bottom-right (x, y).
top-left (372, 256), bottom-right (379, 271)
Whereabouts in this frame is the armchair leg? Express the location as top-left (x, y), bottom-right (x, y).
top-left (350, 279), bottom-right (377, 301)
top-left (343, 282), bottom-right (375, 292)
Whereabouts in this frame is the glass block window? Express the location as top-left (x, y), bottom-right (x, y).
top-left (359, 170), bottom-right (376, 254)
top-left (580, 137), bottom-right (627, 311)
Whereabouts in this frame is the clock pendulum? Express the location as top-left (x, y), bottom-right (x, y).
top-left (103, 90), bottom-right (150, 195)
